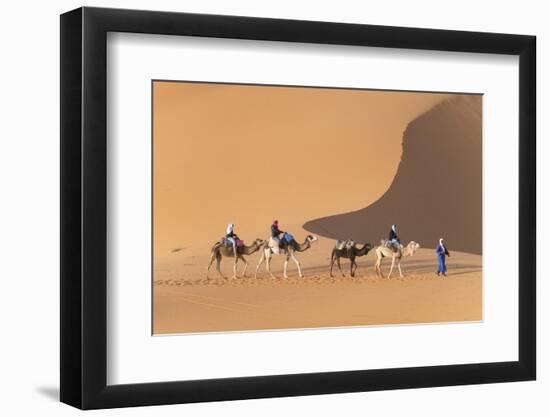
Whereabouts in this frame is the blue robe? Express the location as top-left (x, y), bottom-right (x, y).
top-left (436, 243), bottom-right (450, 274)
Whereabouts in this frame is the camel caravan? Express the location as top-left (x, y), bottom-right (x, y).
top-left (207, 221), bottom-right (318, 280)
top-left (206, 221), bottom-right (420, 280)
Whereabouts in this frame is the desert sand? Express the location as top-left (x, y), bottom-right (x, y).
top-left (153, 82), bottom-right (449, 258)
top-left (153, 241), bottom-right (482, 334)
top-left (153, 82), bottom-right (482, 335)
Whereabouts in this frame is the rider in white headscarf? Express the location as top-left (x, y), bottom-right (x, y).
top-left (388, 224), bottom-right (400, 249)
top-left (225, 223), bottom-right (237, 257)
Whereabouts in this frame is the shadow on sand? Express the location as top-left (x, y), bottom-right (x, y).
top-left (304, 95), bottom-right (482, 256)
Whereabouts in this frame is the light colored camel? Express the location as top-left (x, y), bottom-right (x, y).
top-left (330, 242), bottom-right (373, 277)
top-left (207, 238), bottom-right (265, 279)
top-left (255, 235), bottom-right (318, 279)
top-left (374, 241), bottom-right (420, 278)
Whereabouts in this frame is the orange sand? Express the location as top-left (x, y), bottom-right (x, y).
top-left (153, 82), bottom-right (448, 259)
top-left (153, 242), bottom-right (482, 334)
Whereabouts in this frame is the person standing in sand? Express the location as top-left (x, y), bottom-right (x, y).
top-left (436, 238), bottom-right (451, 276)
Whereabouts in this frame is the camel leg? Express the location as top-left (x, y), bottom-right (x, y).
top-left (239, 255), bottom-right (248, 277)
top-left (398, 261), bottom-right (404, 278)
top-left (387, 256), bottom-right (396, 279)
top-left (254, 252), bottom-right (265, 278)
top-left (375, 257), bottom-right (382, 278)
top-left (206, 251), bottom-right (216, 278)
top-left (283, 254), bottom-right (290, 278)
top-left (351, 258), bottom-right (357, 277)
top-left (291, 253), bottom-right (303, 278)
top-left (232, 253), bottom-right (238, 279)
top-left (265, 251), bottom-right (276, 279)
top-left (266, 256), bottom-right (276, 279)
top-left (337, 257), bottom-right (345, 277)
top-left (215, 254), bottom-right (225, 279)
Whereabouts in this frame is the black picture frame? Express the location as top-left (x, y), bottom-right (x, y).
top-left (60, 6), bottom-right (536, 410)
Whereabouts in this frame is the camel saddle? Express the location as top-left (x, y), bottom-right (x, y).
top-left (268, 237), bottom-right (281, 253)
top-left (221, 237), bottom-right (244, 247)
top-left (336, 239), bottom-right (355, 251)
top-left (381, 239), bottom-right (400, 252)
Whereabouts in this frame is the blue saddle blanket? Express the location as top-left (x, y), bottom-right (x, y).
top-left (282, 232), bottom-right (294, 243)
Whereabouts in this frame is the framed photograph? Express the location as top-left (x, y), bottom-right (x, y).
top-left (60, 6), bottom-right (536, 409)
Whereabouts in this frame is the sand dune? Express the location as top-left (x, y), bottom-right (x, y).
top-left (153, 82), bottom-right (449, 260)
top-left (303, 95), bottom-right (482, 254)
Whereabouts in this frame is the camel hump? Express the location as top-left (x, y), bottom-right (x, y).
top-left (378, 240), bottom-right (400, 254)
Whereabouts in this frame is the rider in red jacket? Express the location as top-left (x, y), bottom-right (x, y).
top-left (271, 220), bottom-right (284, 247)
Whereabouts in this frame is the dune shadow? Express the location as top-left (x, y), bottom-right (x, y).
top-left (303, 95), bottom-right (482, 255)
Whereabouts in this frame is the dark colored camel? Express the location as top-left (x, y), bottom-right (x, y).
top-left (330, 242), bottom-right (373, 277)
top-left (207, 238), bottom-right (265, 279)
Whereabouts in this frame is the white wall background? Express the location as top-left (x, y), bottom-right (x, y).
top-left (0, 0), bottom-right (545, 415)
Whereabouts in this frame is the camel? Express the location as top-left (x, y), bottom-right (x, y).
top-left (255, 235), bottom-right (318, 279)
top-left (374, 241), bottom-right (420, 278)
top-left (330, 241), bottom-right (373, 277)
top-left (206, 238), bottom-right (265, 279)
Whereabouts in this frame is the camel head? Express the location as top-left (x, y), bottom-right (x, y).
top-left (407, 241), bottom-right (420, 254)
top-left (306, 235), bottom-right (318, 243)
top-left (252, 238), bottom-right (266, 247)
top-left (355, 242), bottom-right (372, 255)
